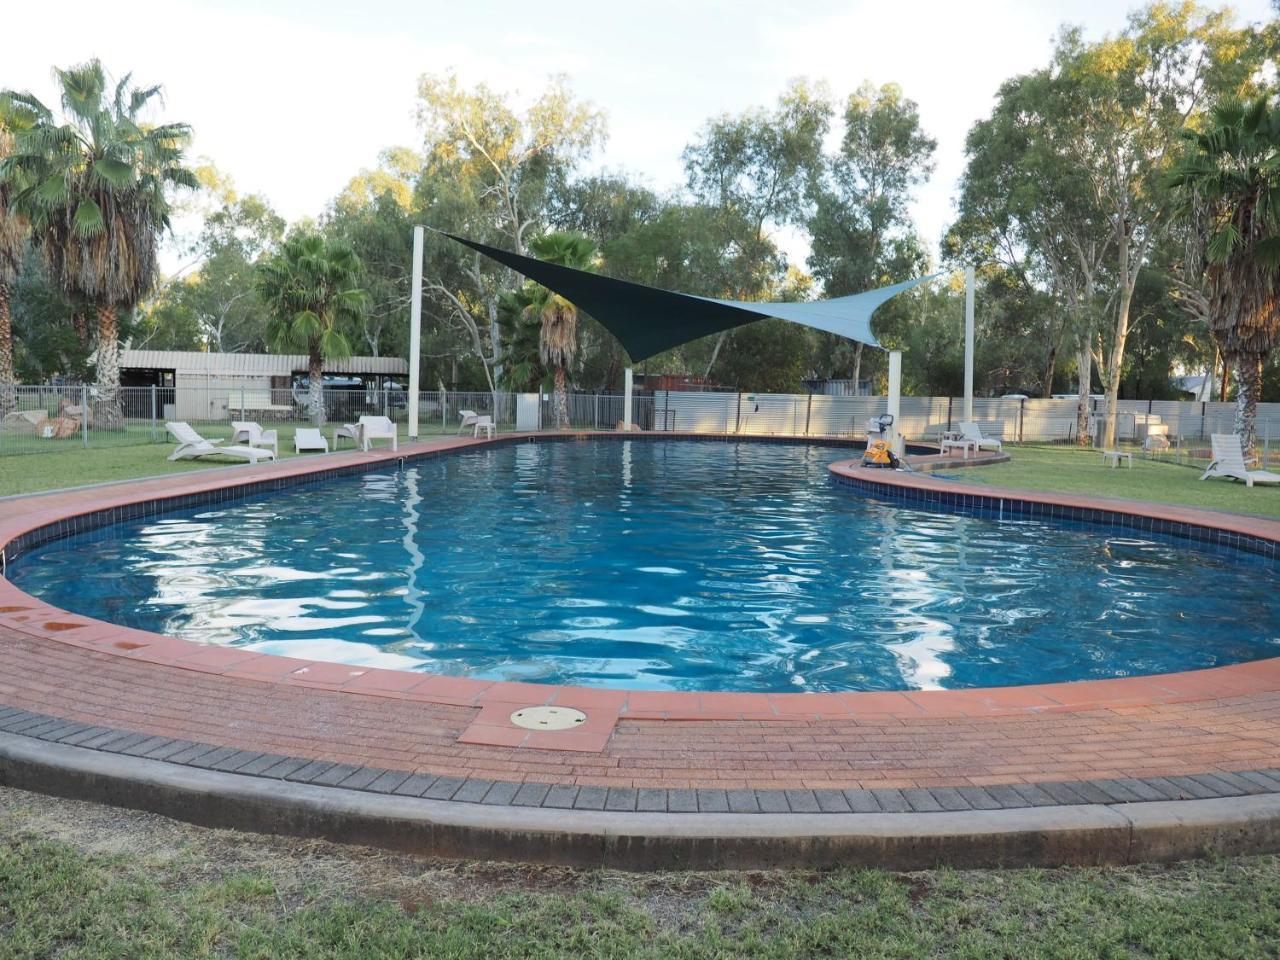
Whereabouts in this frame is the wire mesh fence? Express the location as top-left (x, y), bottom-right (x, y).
top-left (0, 385), bottom-right (660, 457)
top-left (3, 383), bottom-right (1278, 466)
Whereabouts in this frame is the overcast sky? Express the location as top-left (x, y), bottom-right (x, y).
top-left (5, 0), bottom-right (1275, 270)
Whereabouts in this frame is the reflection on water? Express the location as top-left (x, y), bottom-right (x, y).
top-left (11, 441), bottom-right (1280, 692)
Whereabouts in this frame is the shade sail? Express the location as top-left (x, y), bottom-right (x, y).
top-left (442, 232), bottom-right (937, 361)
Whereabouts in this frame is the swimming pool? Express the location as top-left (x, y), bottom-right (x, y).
top-left (11, 439), bottom-right (1279, 692)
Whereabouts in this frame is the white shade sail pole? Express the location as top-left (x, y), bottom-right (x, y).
top-left (622, 367), bottom-right (633, 432)
top-left (887, 350), bottom-right (903, 456)
top-left (408, 226), bottom-right (424, 440)
top-left (963, 265), bottom-right (975, 423)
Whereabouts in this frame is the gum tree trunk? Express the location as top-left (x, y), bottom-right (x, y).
top-left (0, 280), bottom-right (16, 416)
top-left (1074, 336), bottom-right (1092, 446)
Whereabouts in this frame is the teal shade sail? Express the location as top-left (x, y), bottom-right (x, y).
top-left (442, 232), bottom-right (937, 361)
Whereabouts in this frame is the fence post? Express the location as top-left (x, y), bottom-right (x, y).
top-left (734, 392), bottom-right (743, 435)
top-left (81, 384), bottom-right (89, 448)
top-left (384, 384), bottom-right (390, 418)
top-left (150, 384), bottom-right (157, 441)
top-left (804, 392), bottom-right (813, 437)
top-left (1018, 397), bottom-right (1025, 443)
top-left (594, 393), bottom-right (599, 430)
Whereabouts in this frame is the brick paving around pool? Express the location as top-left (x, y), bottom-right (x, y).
top-left (2, 432), bottom-right (1280, 814)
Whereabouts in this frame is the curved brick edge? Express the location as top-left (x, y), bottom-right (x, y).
top-left (4, 704), bottom-right (1278, 815)
top-left (827, 460), bottom-right (1280, 560)
top-left (7, 724), bottom-right (1280, 870)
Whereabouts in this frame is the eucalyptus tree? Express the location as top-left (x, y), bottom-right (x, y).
top-left (683, 79), bottom-right (831, 376)
top-left (1046, 6), bottom-right (1260, 449)
top-left (808, 81), bottom-right (934, 392)
top-left (1168, 94), bottom-right (1280, 457)
top-left (415, 73), bottom-right (605, 396)
top-left (0, 61), bottom-right (196, 421)
top-left (255, 232), bottom-right (365, 425)
top-left (948, 65), bottom-right (1112, 439)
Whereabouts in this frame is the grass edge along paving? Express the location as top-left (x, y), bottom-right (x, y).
top-left (2, 785), bottom-right (1280, 959)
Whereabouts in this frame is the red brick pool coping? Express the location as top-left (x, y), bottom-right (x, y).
top-left (1, 431), bottom-right (1279, 801)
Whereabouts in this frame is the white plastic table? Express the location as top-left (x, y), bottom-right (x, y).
top-left (941, 438), bottom-right (977, 459)
top-left (1102, 450), bottom-right (1133, 469)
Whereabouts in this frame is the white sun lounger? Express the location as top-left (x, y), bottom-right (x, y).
top-left (166, 422), bottom-right (275, 464)
top-left (958, 421), bottom-right (1003, 453)
top-left (230, 420), bottom-right (279, 458)
top-left (294, 428), bottom-right (329, 453)
top-left (1200, 433), bottom-right (1280, 488)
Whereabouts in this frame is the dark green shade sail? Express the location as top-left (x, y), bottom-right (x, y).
top-left (442, 232), bottom-right (938, 361)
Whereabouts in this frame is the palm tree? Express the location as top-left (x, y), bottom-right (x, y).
top-left (0, 99), bottom-right (33, 414)
top-left (256, 232), bottom-right (365, 425)
top-left (0, 61), bottom-right (196, 422)
top-left (523, 232), bottom-right (596, 429)
top-left (1169, 95), bottom-right (1280, 459)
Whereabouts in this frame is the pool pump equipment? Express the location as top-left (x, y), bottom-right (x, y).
top-left (861, 414), bottom-right (902, 469)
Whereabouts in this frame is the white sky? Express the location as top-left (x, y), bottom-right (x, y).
top-left (5, 0), bottom-right (1275, 270)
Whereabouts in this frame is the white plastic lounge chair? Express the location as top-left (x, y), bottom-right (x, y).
top-left (457, 409), bottom-right (480, 434)
top-left (294, 428), bottom-right (329, 453)
top-left (473, 415), bottom-right (495, 439)
top-left (357, 415), bottom-right (398, 451)
top-left (1200, 434), bottom-right (1280, 488)
top-left (165, 422), bottom-right (274, 464)
top-left (333, 422), bottom-right (361, 450)
top-left (958, 421), bottom-right (1003, 453)
top-left (230, 421), bottom-right (279, 458)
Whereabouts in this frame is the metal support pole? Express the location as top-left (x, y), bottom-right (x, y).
top-left (150, 384), bottom-right (157, 441)
top-left (964, 265), bottom-right (975, 423)
top-left (408, 226), bottom-right (424, 440)
top-left (81, 384), bottom-right (88, 448)
top-left (888, 350), bottom-right (903, 457)
top-left (622, 367), bottom-right (633, 431)
top-left (804, 392), bottom-right (813, 437)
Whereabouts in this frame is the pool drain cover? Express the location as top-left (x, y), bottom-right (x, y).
top-left (510, 706), bottom-right (587, 731)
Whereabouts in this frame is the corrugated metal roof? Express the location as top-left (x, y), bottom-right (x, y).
top-left (118, 350), bottom-right (408, 376)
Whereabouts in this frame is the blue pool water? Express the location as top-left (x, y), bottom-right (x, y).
top-left (10, 440), bottom-right (1280, 692)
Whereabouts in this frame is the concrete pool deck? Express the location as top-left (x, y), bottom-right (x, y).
top-left (2, 431), bottom-right (1280, 869)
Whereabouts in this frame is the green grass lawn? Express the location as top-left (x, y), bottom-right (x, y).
top-left (0, 421), bottom-right (458, 498)
top-left (2, 785), bottom-right (1279, 959)
top-left (952, 443), bottom-right (1280, 519)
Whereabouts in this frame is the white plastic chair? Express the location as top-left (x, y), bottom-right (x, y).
top-left (230, 420), bottom-right (278, 458)
top-left (1200, 434), bottom-right (1280, 488)
top-left (457, 409), bottom-right (480, 434)
top-left (357, 415), bottom-right (398, 451)
top-left (472, 415), bottom-right (495, 439)
top-left (166, 422), bottom-right (274, 464)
